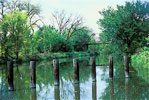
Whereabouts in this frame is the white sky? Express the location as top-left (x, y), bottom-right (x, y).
top-left (22, 0), bottom-right (146, 33)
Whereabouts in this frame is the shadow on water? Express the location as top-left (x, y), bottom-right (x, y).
top-left (0, 55), bottom-right (148, 100)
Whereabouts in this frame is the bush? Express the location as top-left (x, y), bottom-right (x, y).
top-left (51, 36), bottom-right (73, 52)
top-left (72, 32), bottom-right (90, 51)
top-left (131, 47), bottom-right (149, 80)
top-left (132, 47), bottom-right (149, 69)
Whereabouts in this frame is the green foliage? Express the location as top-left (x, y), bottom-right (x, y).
top-left (0, 11), bottom-right (30, 60)
top-left (51, 36), bottom-right (73, 52)
top-left (33, 26), bottom-right (91, 53)
top-left (88, 38), bottom-right (101, 53)
top-left (98, 0), bottom-right (149, 55)
top-left (33, 26), bottom-right (73, 53)
top-left (132, 47), bottom-right (149, 69)
top-left (33, 26), bottom-right (59, 53)
top-left (0, 1), bottom-right (92, 62)
top-left (71, 28), bottom-right (90, 51)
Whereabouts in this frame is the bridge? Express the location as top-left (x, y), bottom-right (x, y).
top-left (87, 42), bottom-right (110, 45)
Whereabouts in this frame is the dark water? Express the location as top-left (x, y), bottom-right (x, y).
top-left (0, 55), bottom-right (149, 100)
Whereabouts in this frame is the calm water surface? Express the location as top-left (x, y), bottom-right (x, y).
top-left (0, 56), bottom-right (149, 100)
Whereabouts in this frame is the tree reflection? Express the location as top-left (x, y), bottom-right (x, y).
top-left (99, 57), bottom-right (149, 100)
top-left (1, 55), bottom-right (148, 100)
top-left (31, 88), bottom-right (37, 100)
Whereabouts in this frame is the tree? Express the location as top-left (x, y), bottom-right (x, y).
top-left (0, 11), bottom-right (30, 60)
top-left (51, 10), bottom-right (86, 40)
top-left (6, 0), bottom-right (42, 31)
top-left (98, 0), bottom-right (149, 55)
top-left (33, 25), bottom-right (59, 53)
top-left (0, 0), bottom-right (42, 58)
top-left (71, 27), bottom-right (90, 51)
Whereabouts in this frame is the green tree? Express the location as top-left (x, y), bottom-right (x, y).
top-left (0, 11), bottom-right (30, 60)
top-left (33, 25), bottom-right (59, 53)
top-left (71, 27), bottom-right (90, 51)
top-left (0, 0), bottom-right (41, 58)
top-left (98, 0), bottom-right (149, 55)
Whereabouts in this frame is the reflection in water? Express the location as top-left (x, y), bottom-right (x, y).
top-left (125, 78), bottom-right (129, 100)
top-left (0, 56), bottom-right (149, 100)
top-left (74, 84), bottom-right (80, 100)
top-left (54, 86), bottom-right (60, 100)
top-left (109, 80), bottom-right (114, 100)
top-left (31, 88), bottom-right (37, 100)
top-left (8, 91), bottom-right (15, 100)
top-left (92, 82), bottom-right (96, 100)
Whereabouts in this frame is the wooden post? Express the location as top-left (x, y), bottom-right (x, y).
top-left (30, 61), bottom-right (36, 88)
top-left (53, 59), bottom-right (59, 86)
top-left (124, 56), bottom-right (129, 77)
top-left (92, 82), bottom-right (97, 100)
top-left (74, 84), bottom-right (80, 100)
top-left (91, 57), bottom-right (96, 82)
top-left (109, 57), bottom-right (113, 79)
top-left (7, 61), bottom-right (14, 91)
top-left (54, 86), bottom-right (60, 100)
top-left (73, 59), bottom-right (79, 84)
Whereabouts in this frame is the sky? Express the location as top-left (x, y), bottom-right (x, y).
top-left (22, 0), bottom-right (142, 33)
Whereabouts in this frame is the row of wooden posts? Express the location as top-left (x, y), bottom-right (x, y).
top-left (6, 56), bottom-right (130, 91)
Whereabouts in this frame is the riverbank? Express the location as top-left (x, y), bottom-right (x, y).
top-left (132, 47), bottom-right (149, 81)
top-left (0, 51), bottom-right (99, 64)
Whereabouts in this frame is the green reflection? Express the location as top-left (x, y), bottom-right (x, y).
top-left (0, 55), bottom-right (148, 100)
top-left (31, 88), bottom-right (37, 100)
top-left (99, 55), bottom-right (149, 100)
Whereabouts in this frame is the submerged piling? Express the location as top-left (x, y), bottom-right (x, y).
top-left (92, 82), bottom-right (97, 100)
top-left (124, 56), bottom-right (129, 77)
top-left (7, 61), bottom-right (14, 91)
top-left (109, 57), bottom-right (113, 79)
top-left (91, 57), bottom-right (96, 82)
top-left (73, 59), bottom-right (79, 84)
top-left (54, 86), bottom-right (60, 100)
top-left (53, 59), bottom-right (59, 86)
top-left (30, 61), bottom-right (36, 88)
top-left (74, 84), bottom-right (80, 100)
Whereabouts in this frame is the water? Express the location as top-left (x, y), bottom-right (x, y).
top-left (0, 55), bottom-right (149, 100)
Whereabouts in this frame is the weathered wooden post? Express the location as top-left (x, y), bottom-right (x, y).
top-left (91, 57), bottom-right (96, 82)
top-left (74, 84), bottom-right (80, 100)
top-left (109, 56), bottom-right (113, 79)
top-left (92, 82), bottom-right (97, 100)
top-left (54, 86), bottom-right (60, 100)
top-left (124, 56), bottom-right (129, 77)
top-left (73, 59), bottom-right (79, 84)
top-left (7, 61), bottom-right (14, 91)
top-left (30, 61), bottom-right (36, 88)
top-left (53, 59), bottom-right (59, 86)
